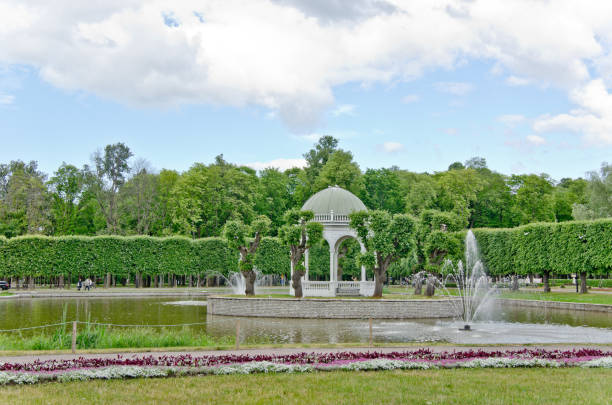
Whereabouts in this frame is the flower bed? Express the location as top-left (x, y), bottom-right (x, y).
top-left (1, 349), bottom-right (611, 385)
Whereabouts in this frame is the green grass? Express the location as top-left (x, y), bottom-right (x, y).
top-left (0, 291), bottom-right (13, 296)
top-left (499, 291), bottom-right (612, 305)
top-left (388, 286), bottom-right (612, 305)
top-left (0, 326), bottom-right (233, 351)
top-left (1, 368), bottom-right (610, 404)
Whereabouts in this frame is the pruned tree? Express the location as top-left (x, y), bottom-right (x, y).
top-left (350, 210), bottom-right (417, 298)
top-left (278, 209), bottom-right (323, 298)
top-left (223, 215), bottom-right (271, 295)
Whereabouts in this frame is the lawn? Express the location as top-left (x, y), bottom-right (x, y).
top-left (499, 291), bottom-right (612, 305)
top-left (1, 368), bottom-right (610, 404)
top-left (387, 286), bottom-right (612, 305)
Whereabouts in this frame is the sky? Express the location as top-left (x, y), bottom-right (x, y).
top-left (1, 0), bottom-right (611, 180)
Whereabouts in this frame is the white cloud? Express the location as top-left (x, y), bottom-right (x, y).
top-left (526, 134), bottom-right (546, 146)
top-left (506, 76), bottom-right (530, 86)
top-left (498, 114), bottom-right (525, 126)
top-left (1, 1), bottom-right (612, 133)
top-left (434, 82), bottom-right (473, 96)
top-left (505, 135), bottom-right (547, 150)
top-left (402, 94), bottom-right (419, 103)
top-left (378, 141), bottom-right (404, 153)
top-left (0, 93), bottom-right (14, 104)
top-left (332, 104), bottom-right (356, 116)
top-left (533, 79), bottom-right (612, 145)
top-left (245, 157), bottom-right (307, 171)
top-left (443, 128), bottom-right (457, 135)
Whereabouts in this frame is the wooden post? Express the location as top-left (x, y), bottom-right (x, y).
top-left (72, 321), bottom-right (77, 354)
top-left (368, 318), bottom-right (373, 347)
top-left (235, 320), bottom-right (240, 350)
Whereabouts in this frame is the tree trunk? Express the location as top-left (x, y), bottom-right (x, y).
top-left (206, 276), bottom-right (212, 287)
top-left (28, 276), bottom-right (35, 290)
top-left (188, 275), bottom-right (193, 288)
top-left (58, 274), bottom-right (64, 289)
top-left (414, 278), bottom-right (423, 295)
top-left (135, 272), bottom-right (141, 288)
top-left (529, 274), bottom-right (534, 284)
top-left (105, 272), bottom-right (111, 289)
top-left (424, 279), bottom-right (436, 297)
top-left (242, 270), bottom-right (256, 296)
top-left (542, 271), bottom-right (550, 293)
top-left (511, 275), bottom-right (519, 291)
top-left (292, 268), bottom-right (305, 298)
top-left (373, 268), bottom-right (385, 298)
top-left (196, 275), bottom-right (201, 287)
top-left (579, 272), bottom-right (588, 294)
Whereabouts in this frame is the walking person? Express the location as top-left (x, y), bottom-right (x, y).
top-left (85, 277), bottom-right (92, 291)
top-left (77, 279), bottom-right (82, 291)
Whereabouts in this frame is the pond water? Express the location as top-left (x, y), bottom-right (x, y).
top-left (1, 297), bottom-right (611, 344)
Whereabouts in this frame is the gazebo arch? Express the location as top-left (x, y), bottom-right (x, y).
top-left (291, 186), bottom-right (374, 297)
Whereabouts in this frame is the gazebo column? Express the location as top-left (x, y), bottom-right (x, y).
top-left (304, 248), bottom-right (309, 281)
top-left (329, 246), bottom-right (336, 282)
top-left (360, 242), bottom-right (367, 282)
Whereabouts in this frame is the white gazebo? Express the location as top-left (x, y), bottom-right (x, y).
top-left (290, 186), bottom-right (375, 297)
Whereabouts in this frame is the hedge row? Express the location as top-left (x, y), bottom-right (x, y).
top-left (1, 218), bottom-right (610, 280)
top-left (0, 236), bottom-right (290, 278)
top-left (471, 219), bottom-right (612, 276)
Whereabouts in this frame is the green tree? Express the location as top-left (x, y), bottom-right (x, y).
top-left (434, 168), bottom-right (485, 224)
top-left (448, 161), bottom-right (465, 171)
top-left (48, 163), bottom-right (84, 235)
top-left (361, 168), bottom-right (404, 213)
top-left (350, 210), bottom-right (416, 297)
top-left (89, 143), bottom-right (133, 233)
top-left (254, 168), bottom-right (294, 232)
top-left (509, 174), bottom-right (555, 224)
top-left (278, 209), bottom-right (323, 298)
top-left (470, 169), bottom-right (514, 228)
top-left (553, 177), bottom-right (588, 222)
top-left (573, 163), bottom-right (612, 220)
top-left (303, 136), bottom-right (338, 185)
top-left (119, 162), bottom-right (159, 235)
top-left (170, 156), bottom-right (257, 237)
top-left (399, 172), bottom-right (437, 216)
top-left (223, 215), bottom-right (271, 295)
top-left (314, 150), bottom-right (363, 195)
top-left (0, 160), bottom-right (50, 236)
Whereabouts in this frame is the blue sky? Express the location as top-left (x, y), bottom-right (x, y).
top-left (1, 1), bottom-right (611, 180)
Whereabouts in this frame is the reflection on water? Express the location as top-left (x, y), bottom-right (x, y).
top-left (0, 297), bottom-right (610, 344)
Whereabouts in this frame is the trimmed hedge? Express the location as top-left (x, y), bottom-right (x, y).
top-left (471, 219), bottom-right (612, 277)
top-left (0, 235), bottom-right (289, 279)
top-left (1, 219), bottom-right (609, 281)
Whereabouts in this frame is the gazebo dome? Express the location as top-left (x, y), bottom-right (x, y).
top-left (302, 186), bottom-right (367, 216)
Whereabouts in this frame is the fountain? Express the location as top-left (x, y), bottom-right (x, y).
top-left (438, 230), bottom-right (497, 330)
top-left (207, 269), bottom-right (272, 295)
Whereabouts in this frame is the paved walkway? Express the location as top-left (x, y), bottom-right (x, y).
top-left (1, 344), bottom-right (610, 365)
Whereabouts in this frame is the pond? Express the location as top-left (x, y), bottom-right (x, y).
top-left (1, 297), bottom-right (611, 344)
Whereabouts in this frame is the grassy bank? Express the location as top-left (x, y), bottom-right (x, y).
top-left (1, 368), bottom-right (610, 404)
top-left (0, 326), bottom-right (233, 351)
top-left (499, 291), bottom-right (612, 305)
